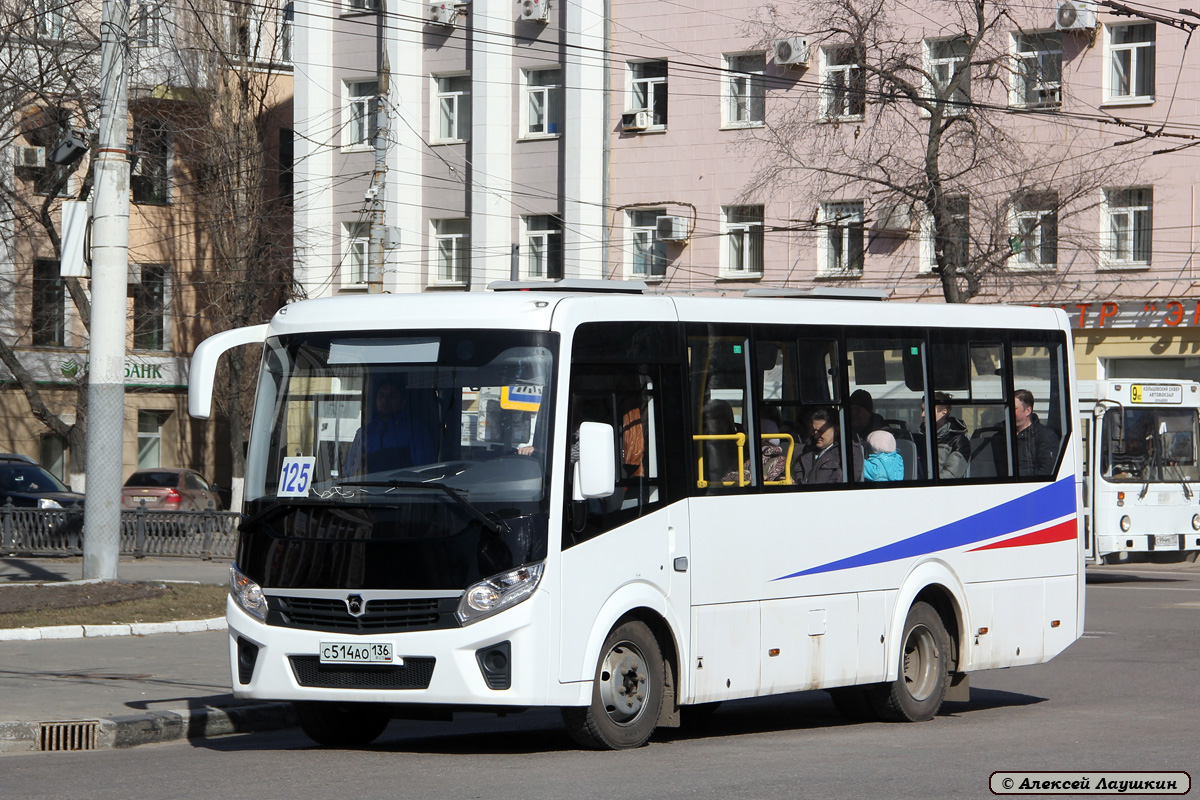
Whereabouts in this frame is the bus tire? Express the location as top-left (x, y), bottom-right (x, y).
top-left (562, 621), bottom-right (665, 750)
top-left (827, 686), bottom-right (878, 722)
top-left (868, 601), bottom-right (951, 722)
top-left (294, 701), bottom-right (390, 747)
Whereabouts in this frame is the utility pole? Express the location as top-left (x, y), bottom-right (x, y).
top-left (83, 0), bottom-right (130, 580)
top-left (367, 2), bottom-right (389, 294)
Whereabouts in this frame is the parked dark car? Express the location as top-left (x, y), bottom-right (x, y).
top-left (0, 454), bottom-right (85, 509)
top-left (121, 468), bottom-right (222, 511)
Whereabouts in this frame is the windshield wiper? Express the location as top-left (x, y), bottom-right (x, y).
top-left (337, 480), bottom-right (511, 536)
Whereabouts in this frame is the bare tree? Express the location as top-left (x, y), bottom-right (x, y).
top-left (748, 0), bottom-right (1129, 302)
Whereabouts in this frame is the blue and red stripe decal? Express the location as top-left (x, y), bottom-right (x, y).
top-left (772, 477), bottom-right (1077, 581)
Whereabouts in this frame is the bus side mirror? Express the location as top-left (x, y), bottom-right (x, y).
top-left (574, 422), bottom-right (615, 500)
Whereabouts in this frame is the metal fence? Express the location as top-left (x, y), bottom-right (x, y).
top-left (0, 501), bottom-right (240, 560)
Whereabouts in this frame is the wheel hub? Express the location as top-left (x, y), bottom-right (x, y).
top-left (599, 642), bottom-right (649, 725)
top-left (902, 624), bottom-right (940, 702)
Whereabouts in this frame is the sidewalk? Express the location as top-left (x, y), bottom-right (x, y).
top-left (0, 556), bottom-right (295, 754)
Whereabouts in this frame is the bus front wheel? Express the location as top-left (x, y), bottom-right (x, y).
top-left (294, 701), bottom-right (390, 747)
top-left (562, 621), bottom-right (665, 750)
top-left (869, 601), bottom-right (951, 722)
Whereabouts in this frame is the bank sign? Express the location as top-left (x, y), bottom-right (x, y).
top-left (1043, 299), bottom-right (1200, 330)
top-left (0, 350), bottom-right (188, 389)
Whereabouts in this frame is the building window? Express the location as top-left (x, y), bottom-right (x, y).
top-left (344, 222), bottom-right (369, 285)
top-left (1012, 33), bottom-right (1061, 109)
top-left (228, 0), bottom-right (262, 60)
top-left (722, 206), bottom-right (764, 277)
top-left (821, 45), bottom-right (865, 120)
top-left (348, 0), bottom-right (380, 10)
top-left (346, 80), bottom-right (378, 147)
top-left (35, 0), bottom-right (65, 39)
top-left (137, 411), bottom-right (167, 469)
top-left (433, 219), bottom-right (469, 284)
top-left (40, 435), bottom-right (67, 482)
top-left (524, 216), bottom-right (562, 279)
top-left (925, 37), bottom-right (969, 114)
top-left (133, 264), bottom-right (166, 350)
top-left (131, 117), bottom-right (171, 204)
top-left (819, 202), bottom-right (864, 276)
top-left (278, 127), bottom-right (293, 202)
top-left (629, 61), bottom-right (668, 128)
top-left (524, 68), bottom-right (563, 137)
top-left (1107, 23), bottom-right (1154, 102)
top-left (1010, 193), bottom-right (1058, 269)
top-left (436, 75), bottom-right (471, 143)
top-left (723, 54), bottom-right (765, 127)
top-left (32, 259), bottom-right (64, 347)
top-left (132, 1), bottom-right (165, 47)
top-left (281, 2), bottom-right (294, 62)
top-left (1104, 187), bottom-right (1152, 267)
top-left (922, 196), bottom-right (970, 273)
top-left (629, 210), bottom-right (668, 279)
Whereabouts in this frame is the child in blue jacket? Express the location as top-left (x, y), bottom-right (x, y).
top-left (863, 429), bottom-right (904, 482)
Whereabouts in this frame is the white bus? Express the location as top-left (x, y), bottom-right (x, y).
top-left (1078, 379), bottom-right (1200, 564)
top-left (189, 281), bottom-right (1084, 750)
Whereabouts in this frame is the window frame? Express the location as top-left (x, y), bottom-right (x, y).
top-left (35, 0), bottom-right (65, 39)
top-left (132, 1), bottom-right (167, 48)
top-left (432, 218), bottom-right (470, 286)
top-left (133, 264), bottom-right (168, 351)
top-left (919, 196), bottom-right (970, 274)
top-left (628, 209), bottom-right (668, 280)
top-left (32, 258), bottom-right (65, 348)
top-left (1011, 32), bottom-right (1062, 110)
top-left (820, 45), bottom-right (866, 121)
top-left (818, 201), bottom-right (865, 277)
top-left (343, 222), bottom-right (370, 286)
top-left (1009, 193), bottom-right (1058, 271)
top-left (522, 67), bottom-right (564, 139)
top-left (523, 215), bottom-right (563, 280)
top-left (131, 116), bottom-right (172, 205)
top-left (344, 79), bottom-right (379, 150)
top-left (1102, 187), bottom-right (1153, 269)
top-left (434, 74), bottom-right (471, 144)
top-left (721, 205), bottom-right (764, 278)
top-left (628, 60), bottom-right (668, 129)
top-left (1105, 23), bottom-right (1155, 105)
top-left (722, 53), bottom-right (766, 128)
top-left (924, 36), bottom-right (970, 116)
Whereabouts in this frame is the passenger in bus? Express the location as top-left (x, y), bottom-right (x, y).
top-left (1014, 389), bottom-right (1058, 476)
top-left (795, 408), bottom-right (862, 484)
top-left (849, 390), bottom-right (889, 440)
top-left (343, 377), bottom-right (436, 477)
top-left (920, 391), bottom-right (970, 479)
top-left (862, 430), bottom-right (904, 482)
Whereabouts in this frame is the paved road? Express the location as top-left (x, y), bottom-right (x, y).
top-left (3, 563), bottom-right (1198, 800)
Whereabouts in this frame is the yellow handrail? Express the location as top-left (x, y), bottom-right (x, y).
top-left (692, 432), bottom-right (746, 487)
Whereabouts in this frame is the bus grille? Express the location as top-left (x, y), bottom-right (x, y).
top-left (267, 596), bottom-right (456, 633)
top-left (288, 656), bottom-right (436, 690)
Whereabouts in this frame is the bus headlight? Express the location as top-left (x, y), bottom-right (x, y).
top-left (229, 565), bottom-right (268, 622)
top-left (456, 562), bottom-right (544, 625)
top-left (1120, 515), bottom-right (1132, 533)
top-left (1192, 514), bottom-right (1200, 531)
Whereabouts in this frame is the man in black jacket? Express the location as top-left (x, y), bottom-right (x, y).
top-left (1014, 389), bottom-right (1059, 476)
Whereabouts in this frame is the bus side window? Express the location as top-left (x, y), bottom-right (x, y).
top-left (1012, 339), bottom-right (1069, 478)
top-left (846, 336), bottom-right (925, 483)
top-left (928, 336), bottom-right (1012, 481)
top-left (688, 325), bottom-right (753, 494)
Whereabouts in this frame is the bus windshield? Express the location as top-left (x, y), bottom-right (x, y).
top-left (246, 329), bottom-right (557, 512)
top-left (1101, 406), bottom-right (1200, 483)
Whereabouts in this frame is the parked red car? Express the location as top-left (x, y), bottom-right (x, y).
top-left (121, 468), bottom-right (222, 511)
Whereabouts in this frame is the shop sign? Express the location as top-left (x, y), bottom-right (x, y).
top-left (0, 350), bottom-right (188, 388)
top-left (1042, 299), bottom-right (1200, 330)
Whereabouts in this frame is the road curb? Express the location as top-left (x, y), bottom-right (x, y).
top-left (0, 617), bottom-right (227, 641)
top-left (0, 702), bottom-right (296, 754)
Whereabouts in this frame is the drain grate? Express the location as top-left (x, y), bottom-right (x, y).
top-left (39, 720), bottom-right (100, 752)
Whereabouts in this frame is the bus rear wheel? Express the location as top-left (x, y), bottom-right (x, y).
top-left (868, 601), bottom-right (951, 722)
top-left (562, 621), bottom-right (664, 750)
top-left (294, 701), bottom-right (391, 747)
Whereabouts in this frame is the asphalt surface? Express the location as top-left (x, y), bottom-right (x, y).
top-left (0, 555), bottom-right (295, 753)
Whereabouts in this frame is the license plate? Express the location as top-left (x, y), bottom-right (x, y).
top-left (319, 641), bottom-right (398, 665)
top-left (1154, 534), bottom-right (1179, 550)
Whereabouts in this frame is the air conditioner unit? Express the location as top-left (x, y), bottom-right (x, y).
top-left (429, 2), bottom-right (457, 26)
top-left (874, 203), bottom-right (911, 234)
top-left (773, 37), bottom-right (810, 68)
top-left (14, 145), bottom-right (46, 168)
top-left (620, 111), bottom-right (651, 131)
top-left (1055, 1), bottom-right (1096, 31)
top-left (657, 215), bottom-right (689, 242)
top-left (518, 0), bottom-right (549, 22)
